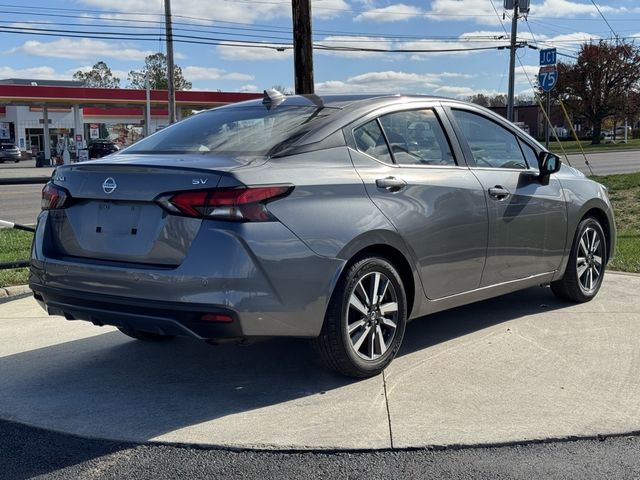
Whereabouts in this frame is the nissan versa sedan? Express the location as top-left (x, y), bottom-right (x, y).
top-left (30, 92), bottom-right (615, 377)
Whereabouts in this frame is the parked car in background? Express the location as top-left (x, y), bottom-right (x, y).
top-left (0, 142), bottom-right (21, 163)
top-left (87, 139), bottom-right (119, 159)
top-left (30, 92), bottom-right (616, 377)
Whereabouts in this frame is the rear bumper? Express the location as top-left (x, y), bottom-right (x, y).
top-left (30, 285), bottom-right (243, 340)
top-left (30, 211), bottom-right (346, 338)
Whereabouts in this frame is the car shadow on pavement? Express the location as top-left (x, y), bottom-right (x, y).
top-left (0, 285), bottom-right (572, 448)
top-left (399, 285), bottom-right (569, 357)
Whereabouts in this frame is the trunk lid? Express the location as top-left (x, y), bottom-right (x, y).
top-left (45, 154), bottom-right (259, 266)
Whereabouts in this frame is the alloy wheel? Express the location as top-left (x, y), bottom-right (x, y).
top-left (576, 226), bottom-right (604, 293)
top-left (346, 271), bottom-right (399, 361)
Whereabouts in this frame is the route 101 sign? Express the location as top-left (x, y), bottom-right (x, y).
top-left (538, 65), bottom-right (558, 92)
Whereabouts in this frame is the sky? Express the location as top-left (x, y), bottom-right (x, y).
top-left (0, 0), bottom-right (638, 99)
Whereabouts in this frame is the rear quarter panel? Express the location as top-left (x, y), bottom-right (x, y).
top-left (232, 147), bottom-right (426, 318)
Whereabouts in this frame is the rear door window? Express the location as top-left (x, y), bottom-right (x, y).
top-left (378, 109), bottom-right (455, 166)
top-left (353, 119), bottom-right (393, 164)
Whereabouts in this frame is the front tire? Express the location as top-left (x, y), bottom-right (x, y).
top-left (551, 216), bottom-right (606, 302)
top-left (117, 327), bottom-right (175, 341)
top-left (316, 256), bottom-right (407, 378)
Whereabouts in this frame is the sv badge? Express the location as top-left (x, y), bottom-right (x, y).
top-left (192, 178), bottom-right (208, 185)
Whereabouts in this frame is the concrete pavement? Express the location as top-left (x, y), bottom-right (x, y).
top-left (0, 272), bottom-right (639, 451)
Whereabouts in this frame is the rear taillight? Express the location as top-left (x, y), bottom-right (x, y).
top-left (41, 182), bottom-right (70, 210)
top-left (156, 185), bottom-right (293, 222)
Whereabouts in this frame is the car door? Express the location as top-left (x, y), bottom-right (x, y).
top-left (347, 105), bottom-right (488, 300)
top-left (446, 107), bottom-right (567, 286)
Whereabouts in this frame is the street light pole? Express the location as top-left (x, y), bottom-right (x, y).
top-left (164, 0), bottom-right (177, 124)
top-left (506, 0), bottom-right (519, 122)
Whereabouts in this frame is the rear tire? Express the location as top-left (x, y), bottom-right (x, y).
top-left (117, 327), bottom-right (175, 341)
top-left (551, 216), bottom-right (606, 302)
top-left (315, 256), bottom-right (407, 378)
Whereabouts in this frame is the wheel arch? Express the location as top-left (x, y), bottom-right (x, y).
top-left (333, 235), bottom-right (420, 319)
top-left (582, 207), bottom-right (613, 263)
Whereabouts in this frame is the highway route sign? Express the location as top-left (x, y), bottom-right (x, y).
top-left (538, 65), bottom-right (558, 92)
top-left (539, 48), bottom-right (557, 66)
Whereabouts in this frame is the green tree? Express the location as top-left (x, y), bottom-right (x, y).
top-left (555, 41), bottom-right (640, 144)
top-left (467, 93), bottom-right (490, 107)
top-left (127, 53), bottom-right (192, 90)
top-left (72, 61), bottom-right (120, 88)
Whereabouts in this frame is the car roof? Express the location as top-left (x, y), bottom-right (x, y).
top-left (231, 93), bottom-right (448, 110)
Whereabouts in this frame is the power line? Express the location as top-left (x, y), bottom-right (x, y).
top-left (588, 0), bottom-right (620, 41)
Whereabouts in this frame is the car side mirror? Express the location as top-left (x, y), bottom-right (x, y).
top-left (538, 152), bottom-right (561, 184)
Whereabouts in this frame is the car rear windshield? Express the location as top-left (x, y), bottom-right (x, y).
top-left (122, 105), bottom-right (337, 156)
top-left (0, 144), bottom-right (17, 149)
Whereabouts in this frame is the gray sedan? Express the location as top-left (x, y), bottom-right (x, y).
top-left (30, 92), bottom-right (615, 377)
top-left (0, 142), bottom-right (21, 163)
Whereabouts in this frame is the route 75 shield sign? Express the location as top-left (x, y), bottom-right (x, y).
top-left (538, 65), bottom-right (558, 92)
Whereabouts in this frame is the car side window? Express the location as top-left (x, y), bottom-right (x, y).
top-left (518, 139), bottom-right (539, 170)
top-left (353, 119), bottom-right (393, 164)
top-left (452, 109), bottom-right (527, 169)
top-left (378, 110), bottom-right (455, 166)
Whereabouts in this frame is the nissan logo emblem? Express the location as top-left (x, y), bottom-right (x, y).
top-left (102, 177), bottom-right (117, 194)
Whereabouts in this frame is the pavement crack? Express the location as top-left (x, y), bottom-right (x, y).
top-left (382, 369), bottom-right (394, 450)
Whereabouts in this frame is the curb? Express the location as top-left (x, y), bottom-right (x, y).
top-left (0, 285), bottom-right (31, 304)
top-left (608, 270), bottom-right (640, 277)
top-left (0, 177), bottom-right (50, 185)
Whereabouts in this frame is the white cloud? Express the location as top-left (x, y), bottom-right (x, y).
top-left (0, 66), bottom-right (69, 80)
top-left (427, 0), bottom-right (631, 25)
top-left (515, 64), bottom-right (541, 85)
top-left (316, 71), bottom-right (456, 94)
top-left (238, 84), bottom-right (259, 92)
top-left (79, 0), bottom-right (348, 24)
top-left (354, 3), bottom-right (422, 22)
top-left (182, 66), bottom-right (254, 82)
top-left (316, 36), bottom-right (395, 59)
top-left (216, 44), bottom-right (291, 61)
top-left (434, 86), bottom-right (507, 98)
top-left (402, 31), bottom-right (513, 57)
top-left (427, 0), bottom-right (504, 25)
top-left (433, 86), bottom-right (476, 96)
top-left (9, 39), bottom-right (154, 61)
top-left (530, 0), bottom-right (620, 17)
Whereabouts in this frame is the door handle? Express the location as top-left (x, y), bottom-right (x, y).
top-left (488, 185), bottom-right (510, 200)
top-left (376, 177), bottom-right (407, 192)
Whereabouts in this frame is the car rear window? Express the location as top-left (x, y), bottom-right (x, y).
top-left (122, 105), bottom-right (338, 156)
top-left (0, 144), bottom-right (17, 150)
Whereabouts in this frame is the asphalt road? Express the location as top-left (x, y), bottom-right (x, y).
top-left (0, 158), bottom-right (46, 225)
top-left (0, 183), bottom-right (42, 225)
top-left (2, 419), bottom-right (640, 480)
top-left (565, 149), bottom-right (640, 175)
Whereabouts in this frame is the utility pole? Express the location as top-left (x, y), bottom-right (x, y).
top-left (292, 0), bottom-right (314, 94)
top-left (145, 71), bottom-right (151, 136)
top-left (164, 0), bottom-right (177, 123)
top-left (506, 0), bottom-right (519, 122)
